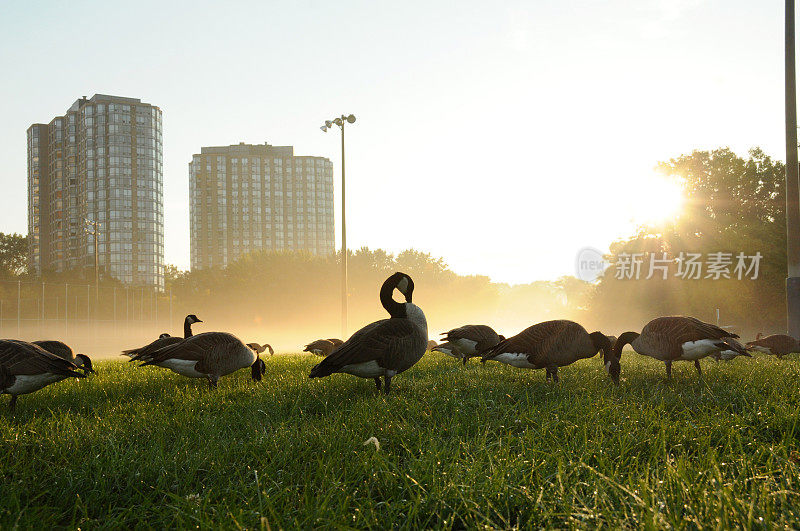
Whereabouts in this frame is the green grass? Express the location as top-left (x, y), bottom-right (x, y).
top-left (1, 352), bottom-right (800, 528)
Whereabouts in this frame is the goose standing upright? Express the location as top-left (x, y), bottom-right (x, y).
top-left (611, 316), bottom-right (749, 380)
top-left (745, 334), bottom-right (800, 358)
top-left (433, 325), bottom-right (504, 365)
top-left (480, 320), bottom-right (612, 382)
top-left (123, 314), bottom-right (203, 362)
top-left (0, 340), bottom-right (85, 410)
top-left (33, 340), bottom-right (95, 374)
top-left (140, 332), bottom-right (266, 387)
top-left (309, 272), bottom-right (427, 394)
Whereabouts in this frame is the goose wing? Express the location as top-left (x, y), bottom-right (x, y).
top-left (32, 340), bottom-right (74, 360)
top-left (142, 332), bottom-right (241, 367)
top-left (310, 318), bottom-right (426, 376)
top-left (126, 336), bottom-right (184, 361)
top-left (481, 320), bottom-right (575, 364)
top-left (0, 340), bottom-right (83, 377)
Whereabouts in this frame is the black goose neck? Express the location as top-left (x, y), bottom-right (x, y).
top-left (184, 318), bottom-right (194, 338)
top-left (380, 277), bottom-right (406, 318)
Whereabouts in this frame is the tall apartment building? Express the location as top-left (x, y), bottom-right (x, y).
top-left (27, 94), bottom-right (164, 287)
top-left (189, 142), bottom-right (334, 269)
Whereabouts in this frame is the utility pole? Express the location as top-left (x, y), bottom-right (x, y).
top-left (786, 0), bottom-right (800, 337)
top-left (84, 218), bottom-right (100, 320)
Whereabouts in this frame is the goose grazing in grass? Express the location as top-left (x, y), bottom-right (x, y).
top-left (246, 343), bottom-right (274, 356)
top-left (480, 320), bottom-right (612, 383)
top-left (140, 332), bottom-right (266, 387)
top-left (434, 325), bottom-right (505, 365)
top-left (304, 339), bottom-right (337, 357)
top-left (309, 272), bottom-right (427, 395)
top-left (0, 340), bottom-right (85, 411)
top-left (327, 338), bottom-right (344, 347)
top-left (123, 314), bottom-right (203, 361)
top-left (612, 316), bottom-right (749, 379)
top-left (33, 340), bottom-right (95, 374)
top-left (745, 334), bottom-right (800, 359)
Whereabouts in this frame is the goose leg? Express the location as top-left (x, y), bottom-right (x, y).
top-left (374, 377), bottom-right (382, 392)
top-left (208, 376), bottom-right (219, 389)
top-left (545, 367), bottom-right (553, 383)
top-left (9, 395), bottom-right (17, 411)
top-left (665, 361), bottom-right (672, 379)
top-left (383, 375), bottom-right (392, 395)
top-left (694, 360), bottom-right (702, 377)
top-left (462, 356), bottom-right (467, 366)
top-left (551, 367), bottom-right (560, 383)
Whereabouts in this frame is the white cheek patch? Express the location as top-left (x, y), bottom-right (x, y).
top-left (396, 276), bottom-right (409, 296)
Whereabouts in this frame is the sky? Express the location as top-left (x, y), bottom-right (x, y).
top-left (0, 0), bottom-right (788, 284)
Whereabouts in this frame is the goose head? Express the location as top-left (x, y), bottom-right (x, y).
top-left (246, 343), bottom-right (270, 355)
top-left (607, 332), bottom-right (639, 385)
top-left (75, 354), bottom-right (96, 374)
top-left (186, 314), bottom-right (203, 325)
top-left (158, 333), bottom-right (171, 339)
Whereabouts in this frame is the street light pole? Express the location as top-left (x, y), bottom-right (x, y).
top-left (84, 218), bottom-right (100, 318)
top-left (322, 114), bottom-right (356, 338)
top-left (786, 0), bottom-right (800, 337)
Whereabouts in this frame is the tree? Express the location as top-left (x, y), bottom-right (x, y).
top-left (0, 232), bottom-right (27, 278)
top-left (589, 148), bottom-right (786, 336)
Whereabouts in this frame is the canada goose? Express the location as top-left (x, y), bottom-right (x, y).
top-left (32, 340), bottom-right (95, 374)
top-left (327, 338), bottom-right (344, 347)
top-left (304, 339), bottom-right (336, 356)
top-left (433, 325), bottom-right (505, 365)
top-left (745, 334), bottom-right (800, 359)
top-left (140, 332), bottom-right (265, 387)
top-left (123, 314), bottom-right (203, 361)
top-left (246, 343), bottom-right (274, 356)
top-left (480, 320), bottom-right (612, 382)
top-left (309, 272), bottom-right (427, 394)
top-left (612, 316), bottom-right (749, 380)
top-left (0, 340), bottom-right (85, 410)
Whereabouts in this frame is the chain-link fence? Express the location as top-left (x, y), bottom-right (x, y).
top-left (0, 280), bottom-right (176, 358)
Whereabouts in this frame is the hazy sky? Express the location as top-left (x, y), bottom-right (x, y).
top-left (0, 0), bottom-right (787, 284)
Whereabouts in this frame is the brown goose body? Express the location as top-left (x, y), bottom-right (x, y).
top-left (481, 320), bottom-right (611, 382)
top-left (612, 316), bottom-right (749, 379)
top-left (0, 340), bottom-right (85, 410)
top-left (304, 339), bottom-right (337, 357)
top-left (434, 325), bottom-right (504, 365)
top-left (309, 272), bottom-right (427, 394)
top-left (745, 334), bottom-right (800, 358)
top-left (327, 338), bottom-right (344, 347)
top-left (141, 331), bottom-right (264, 387)
top-left (33, 340), bottom-right (95, 373)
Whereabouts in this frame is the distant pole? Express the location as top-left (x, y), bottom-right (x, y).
top-left (786, 0), bottom-right (800, 337)
top-left (320, 114), bottom-right (356, 337)
top-left (16, 280), bottom-right (20, 337)
top-left (169, 287), bottom-right (173, 328)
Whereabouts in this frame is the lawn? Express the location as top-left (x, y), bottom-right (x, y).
top-left (1, 352), bottom-right (799, 528)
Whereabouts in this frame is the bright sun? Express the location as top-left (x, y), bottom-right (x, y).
top-left (631, 175), bottom-right (685, 225)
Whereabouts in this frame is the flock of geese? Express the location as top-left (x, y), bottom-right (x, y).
top-left (1, 271), bottom-right (798, 411)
